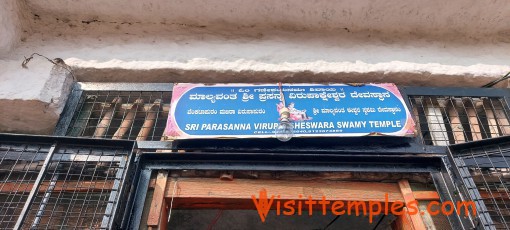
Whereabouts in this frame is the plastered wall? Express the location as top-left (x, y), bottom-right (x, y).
top-left (1, 0), bottom-right (509, 134)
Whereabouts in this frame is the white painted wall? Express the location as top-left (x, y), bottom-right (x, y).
top-left (1, 0), bottom-right (510, 134)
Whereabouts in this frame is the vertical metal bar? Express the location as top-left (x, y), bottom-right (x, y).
top-left (111, 143), bottom-right (136, 229)
top-left (425, 97), bottom-right (449, 145)
top-left (447, 148), bottom-right (496, 230)
top-left (14, 143), bottom-right (58, 230)
top-left (101, 155), bottom-right (126, 228)
top-left (54, 83), bottom-right (83, 136)
top-left (399, 87), bottom-right (424, 145)
top-left (431, 159), bottom-right (474, 230)
top-left (495, 98), bottom-right (510, 135)
top-left (120, 154), bottom-right (143, 229)
top-left (445, 98), bottom-right (466, 143)
top-left (483, 99), bottom-right (500, 138)
top-left (30, 174), bottom-right (59, 228)
top-left (129, 168), bottom-right (151, 229)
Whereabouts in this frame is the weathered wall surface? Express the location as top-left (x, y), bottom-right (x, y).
top-left (1, 0), bottom-right (510, 134)
top-left (24, 0), bottom-right (510, 40)
top-left (0, 0), bottom-right (24, 54)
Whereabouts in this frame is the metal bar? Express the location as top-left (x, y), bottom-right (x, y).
top-left (13, 143), bottom-right (58, 230)
top-left (494, 98), bottom-right (510, 135)
top-left (398, 86), bottom-right (424, 145)
top-left (110, 144), bottom-right (137, 229)
top-left (78, 82), bottom-right (174, 92)
top-left (30, 174), bottom-right (58, 228)
top-left (101, 155), bottom-right (127, 228)
top-left (120, 154), bottom-right (143, 229)
top-left (431, 169), bottom-right (473, 230)
top-left (141, 140), bottom-right (446, 154)
top-left (447, 148), bottom-right (496, 230)
top-left (445, 98), bottom-right (466, 143)
top-left (464, 98), bottom-right (483, 141)
top-left (483, 99), bottom-right (500, 138)
top-left (424, 97), bottom-right (449, 145)
top-left (0, 133), bottom-right (135, 148)
top-left (411, 98), bottom-right (423, 142)
top-left (0, 181), bottom-right (115, 193)
top-left (128, 169), bottom-right (151, 229)
top-left (142, 162), bottom-right (440, 173)
top-left (0, 153), bottom-right (124, 162)
top-left (54, 83), bottom-right (83, 136)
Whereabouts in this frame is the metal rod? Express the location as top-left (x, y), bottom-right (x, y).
top-left (464, 98), bottom-right (483, 141)
top-left (14, 143), bottom-right (58, 230)
top-left (483, 99), bottom-right (500, 138)
top-left (446, 98), bottom-right (466, 143)
top-left (31, 174), bottom-right (59, 228)
top-left (493, 99), bottom-right (510, 135)
top-left (424, 97), bottom-right (448, 145)
top-left (101, 156), bottom-right (126, 228)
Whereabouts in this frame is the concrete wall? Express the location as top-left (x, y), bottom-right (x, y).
top-left (1, 0), bottom-right (510, 134)
top-left (0, 0), bottom-right (24, 54)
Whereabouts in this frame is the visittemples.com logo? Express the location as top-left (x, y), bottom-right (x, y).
top-left (251, 189), bottom-right (476, 223)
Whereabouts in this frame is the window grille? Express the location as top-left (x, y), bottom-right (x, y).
top-left (0, 135), bottom-right (134, 229)
top-left (57, 83), bottom-right (172, 141)
top-left (448, 137), bottom-right (510, 230)
top-left (404, 87), bottom-right (510, 146)
top-left (0, 142), bottom-right (49, 229)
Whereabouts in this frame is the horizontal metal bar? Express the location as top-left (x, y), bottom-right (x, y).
top-left (137, 151), bottom-right (444, 168)
top-left (78, 82), bottom-right (174, 91)
top-left (142, 162), bottom-right (440, 173)
top-left (0, 152), bottom-right (124, 162)
top-left (171, 137), bottom-right (447, 154)
top-left (136, 141), bottom-right (174, 150)
top-left (0, 181), bottom-right (114, 193)
top-left (463, 157), bottom-right (510, 168)
top-left (0, 133), bottom-right (135, 150)
top-left (402, 86), bottom-right (510, 97)
top-left (448, 134), bottom-right (510, 150)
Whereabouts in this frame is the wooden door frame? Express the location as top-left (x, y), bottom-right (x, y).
top-left (146, 173), bottom-right (439, 230)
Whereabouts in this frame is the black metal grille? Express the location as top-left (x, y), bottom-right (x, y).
top-left (409, 96), bottom-right (510, 146)
top-left (449, 137), bottom-right (510, 230)
top-left (22, 144), bottom-right (129, 229)
top-left (66, 90), bottom-right (171, 141)
top-left (0, 143), bottom-right (49, 229)
top-left (0, 135), bottom-right (134, 229)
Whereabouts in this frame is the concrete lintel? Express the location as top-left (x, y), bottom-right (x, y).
top-left (72, 66), bottom-right (508, 88)
top-left (0, 64), bottom-right (73, 134)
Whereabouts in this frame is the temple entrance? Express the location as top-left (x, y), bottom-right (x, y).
top-left (141, 171), bottom-right (448, 230)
